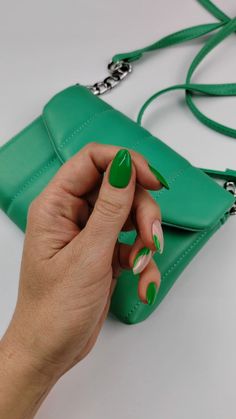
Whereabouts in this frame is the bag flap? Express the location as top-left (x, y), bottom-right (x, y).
top-left (42, 85), bottom-right (234, 232)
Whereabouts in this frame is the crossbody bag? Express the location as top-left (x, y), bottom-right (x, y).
top-left (0, 0), bottom-right (235, 323)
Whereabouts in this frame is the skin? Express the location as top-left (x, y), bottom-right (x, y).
top-left (0, 143), bottom-right (162, 418)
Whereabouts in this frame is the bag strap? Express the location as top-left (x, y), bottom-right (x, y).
top-left (88, 0), bottom-right (236, 197)
top-left (111, 22), bottom-right (223, 63)
top-left (137, 18), bottom-right (236, 138)
top-left (112, 1), bottom-right (236, 185)
top-left (113, 0), bottom-right (236, 143)
top-left (112, 0), bottom-right (231, 63)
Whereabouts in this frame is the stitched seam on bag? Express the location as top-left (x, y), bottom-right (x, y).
top-left (7, 109), bottom-right (113, 207)
top-left (123, 229), bottom-right (208, 322)
top-left (44, 108), bottom-right (113, 152)
top-left (59, 109), bottom-right (113, 149)
top-left (9, 157), bottom-right (58, 208)
top-left (7, 113), bottom-right (189, 212)
top-left (55, 109), bottom-right (160, 153)
top-left (8, 142), bottom-right (188, 211)
top-left (42, 108), bottom-right (188, 203)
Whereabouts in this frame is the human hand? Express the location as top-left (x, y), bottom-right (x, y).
top-left (0, 143), bottom-right (165, 418)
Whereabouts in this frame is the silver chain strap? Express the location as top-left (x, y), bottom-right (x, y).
top-left (224, 181), bottom-right (236, 215)
top-left (87, 60), bottom-right (132, 96)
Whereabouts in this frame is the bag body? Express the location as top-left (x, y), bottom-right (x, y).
top-left (1, 0), bottom-right (236, 323)
top-left (0, 85), bottom-right (234, 323)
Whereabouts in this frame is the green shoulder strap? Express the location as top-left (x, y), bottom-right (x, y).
top-left (111, 0), bottom-right (236, 182)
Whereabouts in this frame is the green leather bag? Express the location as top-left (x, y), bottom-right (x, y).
top-left (0, 0), bottom-right (235, 324)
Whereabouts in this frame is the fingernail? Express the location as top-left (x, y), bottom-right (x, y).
top-left (152, 219), bottom-right (164, 254)
top-left (109, 149), bottom-right (132, 188)
top-left (148, 163), bottom-right (169, 189)
top-left (133, 247), bottom-right (153, 275)
top-left (146, 282), bottom-right (158, 305)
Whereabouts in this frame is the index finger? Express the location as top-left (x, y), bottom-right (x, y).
top-left (48, 142), bottom-right (167, 197)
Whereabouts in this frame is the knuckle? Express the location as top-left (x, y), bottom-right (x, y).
top-left (83, 141), bottom-right (99, 152)
top-left (95, 197), bottom-right (124, 220)
top-left (27, 191), bottom-right (57, 228)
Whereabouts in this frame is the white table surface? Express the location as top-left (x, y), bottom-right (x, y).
top-left (1, 1), bottom-right (236, 418)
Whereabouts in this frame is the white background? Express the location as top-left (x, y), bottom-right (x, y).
top-left (1, 1), bottom-right (236, 418)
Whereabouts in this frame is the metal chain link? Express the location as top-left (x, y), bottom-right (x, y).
top-left (224, 181), bottom-right (236, 215)
top-left (87, 60), bottom-right (132, 96)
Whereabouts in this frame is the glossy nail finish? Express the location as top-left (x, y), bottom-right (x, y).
top-left (146, 282), bottom-right (158, 305)
top-left (133, 247), bottom-right (153, 275)
top-left (152, 219), bottom-right (164, 254)
top-left (109, 149), bottom-right (132, 188)
top-left (148, 163), bottom-right (169, 189)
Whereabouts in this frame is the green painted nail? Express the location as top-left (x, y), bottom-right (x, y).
top-left (133, 247), bottom-right (150, 267)
top-left (109, 149), bottom-right (132, 188)
top-left (148, 164), bottom-right (169, 189)
top-left (133, 247), bottom-right (152, 275)
top-left (153, 234), bottom-right (161, 252)
top-left (146, 282), bottom-right (158, 306)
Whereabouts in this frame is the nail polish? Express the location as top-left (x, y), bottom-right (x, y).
top-left (146, 282), bottom-right (158, 305)
top-left (109, 149), bottom-right (132, 188)
top-left (148, 163), bottom-right (169, 189)
top-left (152, 219), bottom-right (164, 254)
top-left (133, 247), bottom-right (153, 275)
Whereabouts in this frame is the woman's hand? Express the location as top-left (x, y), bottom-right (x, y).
top-left (0, 143), bottom-right (165, 418)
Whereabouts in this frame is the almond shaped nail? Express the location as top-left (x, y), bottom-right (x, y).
top-left (146, 282), bottom-right (158, 305)
top-left (133, 247), bottom-right (153, 275)
top-left (148, 163), bottom-right (169, 189)
top-left (109, 149), bottom-right (132, 188)
top-left (152, 219), bottom-right (164, 254)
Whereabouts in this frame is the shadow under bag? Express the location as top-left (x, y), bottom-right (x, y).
top-left (0, 0), bottom-right (235, 323)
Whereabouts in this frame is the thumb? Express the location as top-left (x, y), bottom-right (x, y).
top-left (84, 149), bottom-right (135, 259)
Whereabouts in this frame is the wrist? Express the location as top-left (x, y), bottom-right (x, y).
top-left (0, 325), bottom-right (58, 419)
top-left (0, 319), bottom-right (60, 383)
